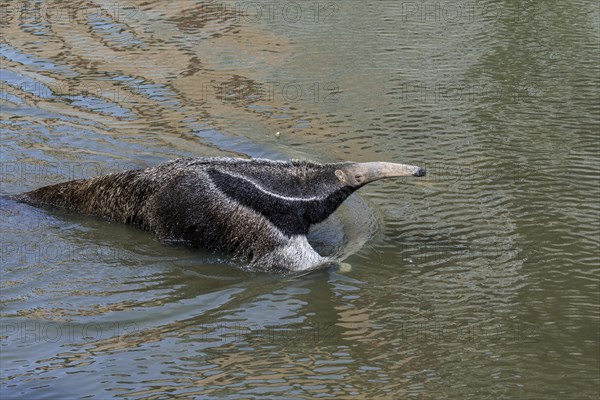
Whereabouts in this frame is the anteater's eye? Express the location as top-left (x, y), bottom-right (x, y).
top-left (355, 174), bottom-right (363, 182)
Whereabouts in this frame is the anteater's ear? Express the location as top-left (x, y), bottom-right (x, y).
top-left (335, 169), bottom-right (346, 183)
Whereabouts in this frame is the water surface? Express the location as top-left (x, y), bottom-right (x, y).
top-left (1, 1), bottom-right (599, 398)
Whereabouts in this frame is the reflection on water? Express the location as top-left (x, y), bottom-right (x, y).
top-left (1, 0), bottom-right (599, 398)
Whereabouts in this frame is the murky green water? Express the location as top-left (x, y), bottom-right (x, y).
top-left (1, 1), bottom-right (599, 398)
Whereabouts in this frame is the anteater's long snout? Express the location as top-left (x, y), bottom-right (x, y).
top-left (362, 161), bottom-right (426, 180)
top-left (339, 161), bottom-right (426, 187)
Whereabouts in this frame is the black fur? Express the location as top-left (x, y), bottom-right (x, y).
top-left (207, 167), bottom-right (353, 236)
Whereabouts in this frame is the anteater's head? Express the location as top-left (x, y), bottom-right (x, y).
top-left (200, 158), bottom-right (427, 233)
top-left (333, 161), bottom-right (426, 189)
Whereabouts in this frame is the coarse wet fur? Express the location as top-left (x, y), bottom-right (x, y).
top-left (12, 157), bottom-right (425, 272)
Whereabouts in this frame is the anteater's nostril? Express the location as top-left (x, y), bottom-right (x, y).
top-left (413, 167), bottom-right (426, 177)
